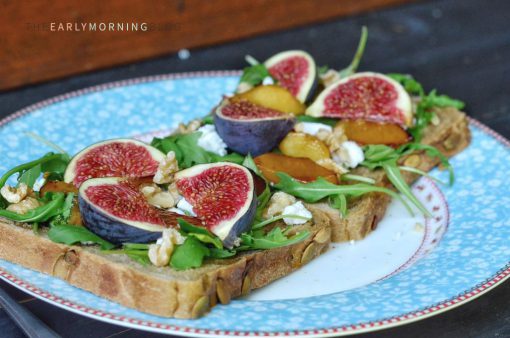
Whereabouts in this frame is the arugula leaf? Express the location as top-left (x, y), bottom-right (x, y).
top-left (40, 154), bottom-right (70, 174)
top-left (0, 152), bottom-right (70, 189)
top-left (398, 143), bottom-right (454, 185)
top-left (32, 222), bottom-right (39, 235)
top-left (387, 73), bottom-right (424, 96)
top-left (251, 214), bottom-right (310, 230)
top-left (425, 90), bottom-right (465, 111)
top-left (318, 65), bottom-right (329, 75)
top-left (188, 233), bottom-right (223, 249)
top-left (239, 63), bottom-right (271, 87)
top-left (383, 163), bottom-right (430, 216)
top-left (338, 26), bottom-right (368, 78)
top-left (0, 192), bottom-right (66, 223)
top-left (360, 143), bottom-right (454, 216)
top-left (151, 132), bottom-right (243, 169)
top-left (18, 164), bottom-right (41, 187)
top-left (255, 183), bottom-right (271, 222)
top-left (209, 247), bottom-right (237, 258)
top-left (123, 243), bottom-right (150, 250)
top-left (362, 145), bottom-right (401, 169)
top-left (102, 244), bottom-right (151, 266)
top-left (125, 251), bottom-right (151, 266)
top-left (242, 154), bottom-right (262, 177)
top-left (274, 172), bottom-right (404, 203)
top-left (295, 115), bottom-right (338, 127)
top-left (329, 194), bottom-right (347, 217)
top-left (48, 224), bottom-right (115, 250)
top-left (49, 193), bottom-right (76, 227)
top-left (201, 115), bottom-right (214, 125)
top-left (177, 218), bottom-right (211, 236)
top-left (170, 236), bottom-right (210, 270)
top-left (177, 218), bottom-right (223, 249)
top-left (240, 227), bottom-right (310, 250)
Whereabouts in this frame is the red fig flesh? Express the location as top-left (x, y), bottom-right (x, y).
top-left (265, 50), bottom-right (318, 103)
top-left (175, 162), bottom-right (256, 248)
top-left (306, 72), bottom-right (413, 127)
top-left (64, 139), bottom-right (165, 187)
top-left (79, 177), bottom-right (168, 244)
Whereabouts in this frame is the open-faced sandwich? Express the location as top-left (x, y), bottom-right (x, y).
top-left (0, 27), bottom-right (470, 319)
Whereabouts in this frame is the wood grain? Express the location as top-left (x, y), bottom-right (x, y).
top-left (0, 0), bottom-right (410, 90)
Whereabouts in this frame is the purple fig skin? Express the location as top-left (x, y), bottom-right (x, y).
top-left (214, 113), bottom-right (295, 156)
top-left (78, 196), bottom-right (162, 245)
top-left (221, 193), bottom-right (257, 249)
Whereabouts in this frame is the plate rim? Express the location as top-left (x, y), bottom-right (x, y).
top-left (0, 70), bottom-right (509, 337)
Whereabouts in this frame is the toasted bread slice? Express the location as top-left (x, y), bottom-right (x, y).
top-left (313, 107), bottom-right (471, 242)
top-left (0, 208), bottom-right (330, 319)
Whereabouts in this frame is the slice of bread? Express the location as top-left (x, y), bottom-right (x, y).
top-left (0, 208), bottom-right (330, 319)
top-left (313, 107), bottom-right (471, 242)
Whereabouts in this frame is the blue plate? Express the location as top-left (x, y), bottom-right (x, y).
top-left (0, 72), bottom-right (508, 337)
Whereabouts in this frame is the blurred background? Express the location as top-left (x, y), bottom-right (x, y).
top-left (0, 0), bottom-right (508, 136)
top-left (0, 0), bottom-right (509, 337)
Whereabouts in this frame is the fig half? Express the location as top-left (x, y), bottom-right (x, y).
top-left (264, 50), bottom-right (318, 103)
top-left (214, 99), bottom-right (295, 156)
top-left (306, 72), bottom-right (413, 127)
top-left (64, 139), bottom-right (165, 187)
top-left (78, 177), bottom-right (168, 244)
top-left (174, 162), bottom-right (257, 248)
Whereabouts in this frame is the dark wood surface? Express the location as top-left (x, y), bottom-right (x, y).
top-left (0, 0), bottom-right (410, 90)
top-left (0, 0), bottom-right (509, 337)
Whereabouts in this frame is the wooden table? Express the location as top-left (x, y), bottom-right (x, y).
top-left (0, 0), bottom-right (509, 336)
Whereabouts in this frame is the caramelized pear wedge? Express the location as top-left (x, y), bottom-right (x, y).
top-left (254, 153), bottom-right (338, 184)
top-left (232, 85), bottom-right (306, 115)
top-left (337, 119), bottom-right (411, 146)
top-left (279, 132), bottom-right (331, 162)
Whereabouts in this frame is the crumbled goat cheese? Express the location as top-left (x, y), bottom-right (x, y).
top-left (1, 183), bottom-right (28, 204)
top-left (282, 201), bottom-right (312, 225)
top-left (197, 125), bottom-right (228, 156)
top-left (333, 141), bottom-right (365, 168)
top-left (149, 228), bottom-right (185, 267)
top-left (263, 191), bottom-right (296, 218)
top-left (176, 198), bottom-right (196, 216)
top-left (262, 76), bottom-right (274, 85)
top-left (6, 197), bottom-right (41, 214)
top-left (153, 151), bottom-right (179, 184)
top-left (294, 122), bottom-right (333, 136)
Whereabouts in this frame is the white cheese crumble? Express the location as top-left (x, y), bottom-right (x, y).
top-left (176, 198), bottom-right (196, 217)
top-left (282, 201), bottom-right (312, 225)
top-left (296, 122), bottom-right (333, 136)
top-left (197, 124), bottom-right (228, 156)
top-left (262, 76), bottom-right (274, 85)
top-left (333, 141), bottom-right (365, 169)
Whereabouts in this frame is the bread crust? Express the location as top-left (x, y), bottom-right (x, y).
top-left (322, 107), bottom-right (471, 242)
top-left (0, 209), bottom-right (330, 319)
